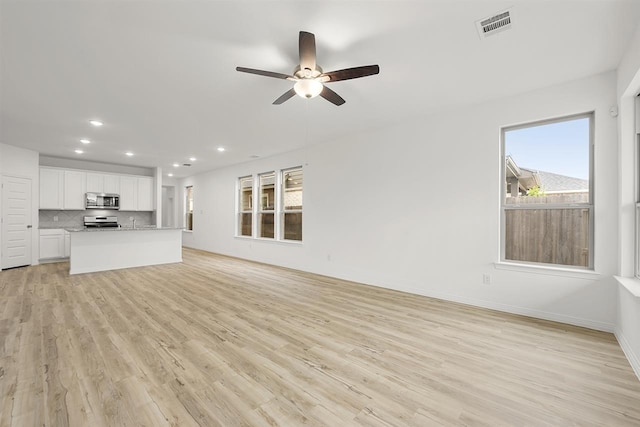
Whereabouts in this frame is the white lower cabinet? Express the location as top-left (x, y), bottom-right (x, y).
top-left (39, 229), bottom-right (67, 260)
top-left (64, 231), bottom-right (70, 257)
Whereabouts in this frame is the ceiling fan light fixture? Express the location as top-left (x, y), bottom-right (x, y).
top-left (294, 79), bottom-right (323, 99)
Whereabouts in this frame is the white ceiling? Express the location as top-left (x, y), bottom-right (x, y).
top-left (1, 1), bottom-right (639, 178)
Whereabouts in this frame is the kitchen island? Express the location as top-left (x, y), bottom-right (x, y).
top-left (67, 226), bottom-right (183, 275)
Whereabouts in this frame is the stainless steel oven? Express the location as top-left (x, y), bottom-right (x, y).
top-left (84, 216), bottom-right (119, 228)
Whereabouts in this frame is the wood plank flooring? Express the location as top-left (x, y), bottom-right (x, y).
top-left (1, 247), bottom-right (640, 426)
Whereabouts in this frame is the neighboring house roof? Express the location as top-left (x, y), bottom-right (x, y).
top-left (505, 156), bottom-right (588, 194)
top-left (520, 168), bottom-right (589, 194)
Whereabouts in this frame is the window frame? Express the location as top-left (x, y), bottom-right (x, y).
top-left (185, 185), bottom-right (194, 231)
top-left (238, 176), bottom-right (253, 237)
top-left (236, 166), bottom-right (303, 243)
top-left (500, 112), bottom-right (595, 270)
top-left (280, 166), bottom-right (303, 241)
top-left (635, 95), bottom-right (640, 279)
top-left (257, 171), bottom-right (276, 239)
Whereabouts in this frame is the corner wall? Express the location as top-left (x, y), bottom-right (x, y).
top-left (183, 71), bottom-right (620, 332)
top-left (615, 21), bottom-right (640, 379)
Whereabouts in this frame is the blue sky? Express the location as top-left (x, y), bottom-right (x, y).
top-left (505, 117), bottom-right (590, 180)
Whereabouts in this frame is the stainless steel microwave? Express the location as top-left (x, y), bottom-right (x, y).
top-left (86, 192), bottom-right (120, 210)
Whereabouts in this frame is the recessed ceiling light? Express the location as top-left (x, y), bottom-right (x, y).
top-left (217, 147), bottom-right (225, 152)
top-left (125, 152), bottom-right (134, 157)
top-left (89, 120), bottom-right (103, 127)
top-left (75, 149), bottom-right (83, 154)
top-left (173, 163), bottom-right (179, 167)
top-left (168, 173), bottom-right (173, 177)
top-left (80, 138), bottom-right (91, 144)
top-left (189, 157), bottom-right (196, 162)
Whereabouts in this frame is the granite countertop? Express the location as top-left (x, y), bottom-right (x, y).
top-left (66, 226), bottom-right (184, 232)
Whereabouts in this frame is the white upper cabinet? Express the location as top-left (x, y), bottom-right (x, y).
top-left (86, 172), bottom-right (120, 194)
top-left (39, 167), bottom-right (85, 210)
top-left (119, 176), bottom-right (138, 211)
top-left (103, 174), bottom-right (120, 194)
top-left (63, 170), bottom-right (86, 210)
top-left (119, 175), bottom-right (154, 211)
top-left (86, 172), bottom-right (102, 193)
top-left (137, 177), bottom-right (154, 211)
top-left (39, 168), bottom-right (64, 209)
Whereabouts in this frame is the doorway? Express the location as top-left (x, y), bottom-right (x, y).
top-left (1, 175), bottom-right (32, 269)
top-left (162, 185), bottom-right (175, 228)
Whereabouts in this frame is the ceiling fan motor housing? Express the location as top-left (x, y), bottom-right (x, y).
top-left (235, 31), bottom-right (379, 106)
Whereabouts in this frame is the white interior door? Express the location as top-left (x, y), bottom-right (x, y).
top-left (2, 176), bottom-right (32, 269)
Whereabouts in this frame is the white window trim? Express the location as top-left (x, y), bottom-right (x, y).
top-left (499, 112), bottom-right (594, 270)
top-left (235, 166), bottom-right (303, 243)
top-left (635, 95), bottom-right (640, 279)
top-left (280, 166), bottom-right (303, 242)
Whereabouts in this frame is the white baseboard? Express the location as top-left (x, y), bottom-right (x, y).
top-left (615, 329), bottom-right (640, 381)
top-left (380, 283), bottom-right (616, 333)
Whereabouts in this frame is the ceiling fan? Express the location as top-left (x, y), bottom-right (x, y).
top-left (236, 31), bottom-right (380, 106)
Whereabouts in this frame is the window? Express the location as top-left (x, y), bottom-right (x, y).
top-left (238, 176), bottom-right (253, 237)
top-left (282, 167), bottom-right (303, 241)
top-left (501, 114), bottom-right (593, 268)
top-left (259, 172), bottom-right (275, 238)
top-left (185, 185), bottom-right (194, 231)
top-left (237, 166), bottom-right (303, 242)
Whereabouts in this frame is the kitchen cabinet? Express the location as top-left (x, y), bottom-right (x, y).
top-left (39, 168), bottom-right (64, 209)
top-left (39, 166), bottom-right (153, 212)
top-left (39, 229), bottom-right (66, 259)
top-left (137, 177), bottom-right (154, 211)
top-left (120, 175), bottom-right (154, 211)
top-left (64, 231), bottom-right (70, 257)
top-left (119, 176), bottom-right (138, 211)
top-left (86, 172), bottom-right (120, 194)
top-left (39, 167), bottom-right (85, 210)
top-left (63, 170), bottom-right (86, 210)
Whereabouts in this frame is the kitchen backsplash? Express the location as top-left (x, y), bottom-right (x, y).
top-left (39, 210), bottom-right (152, 228)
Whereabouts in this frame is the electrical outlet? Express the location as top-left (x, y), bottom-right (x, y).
top-left (482, 274), bottom-right (492, 284)
top-left (327, 254), bottom-right (331, 261)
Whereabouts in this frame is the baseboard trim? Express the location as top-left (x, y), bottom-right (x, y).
top-left (615, 329), bottom-right (640, 381)
top-left (380, 284), bottom-right (616, 333)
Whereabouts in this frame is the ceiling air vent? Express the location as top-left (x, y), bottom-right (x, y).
top-left (476, 9), bottom-right (513, 39)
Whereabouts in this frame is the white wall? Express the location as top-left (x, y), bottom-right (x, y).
top-left (182, 71), bottom-right (620, 332)
top-left (0, 143), bottom-right (40, 267)
top-left (615, 22), bottom-right (640, 379)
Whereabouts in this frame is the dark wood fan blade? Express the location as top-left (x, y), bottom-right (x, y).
top-left (299, 31), bottom-right (316, 73)
top-left (273, 88), bottom-right (296, 105)
top-left (322, 65), bottom-right (380, 82)
top-left (236, 67), bottom-right (294, 80)
top-left (319, 86), bottom-right (345, 106)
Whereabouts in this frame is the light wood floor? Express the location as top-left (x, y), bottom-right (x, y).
top-left (1, 248), bottom-right (640, 426)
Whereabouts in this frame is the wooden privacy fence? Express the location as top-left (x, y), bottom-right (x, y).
top-left (504, 194), bottom-right (590, 267)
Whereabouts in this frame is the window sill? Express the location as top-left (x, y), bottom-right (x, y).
top-left (494, 261), bottom-right (600, 280)
top-left (234, 236), bottom-right (303, 246)
top-left (614, 276), bottom-right (640, 298)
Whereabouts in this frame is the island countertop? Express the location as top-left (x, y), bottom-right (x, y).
top-left (66, 226), bottom-right (185, 232)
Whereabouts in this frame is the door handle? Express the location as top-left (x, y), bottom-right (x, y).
top-left (27, 225), bottom-right (32, 228)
